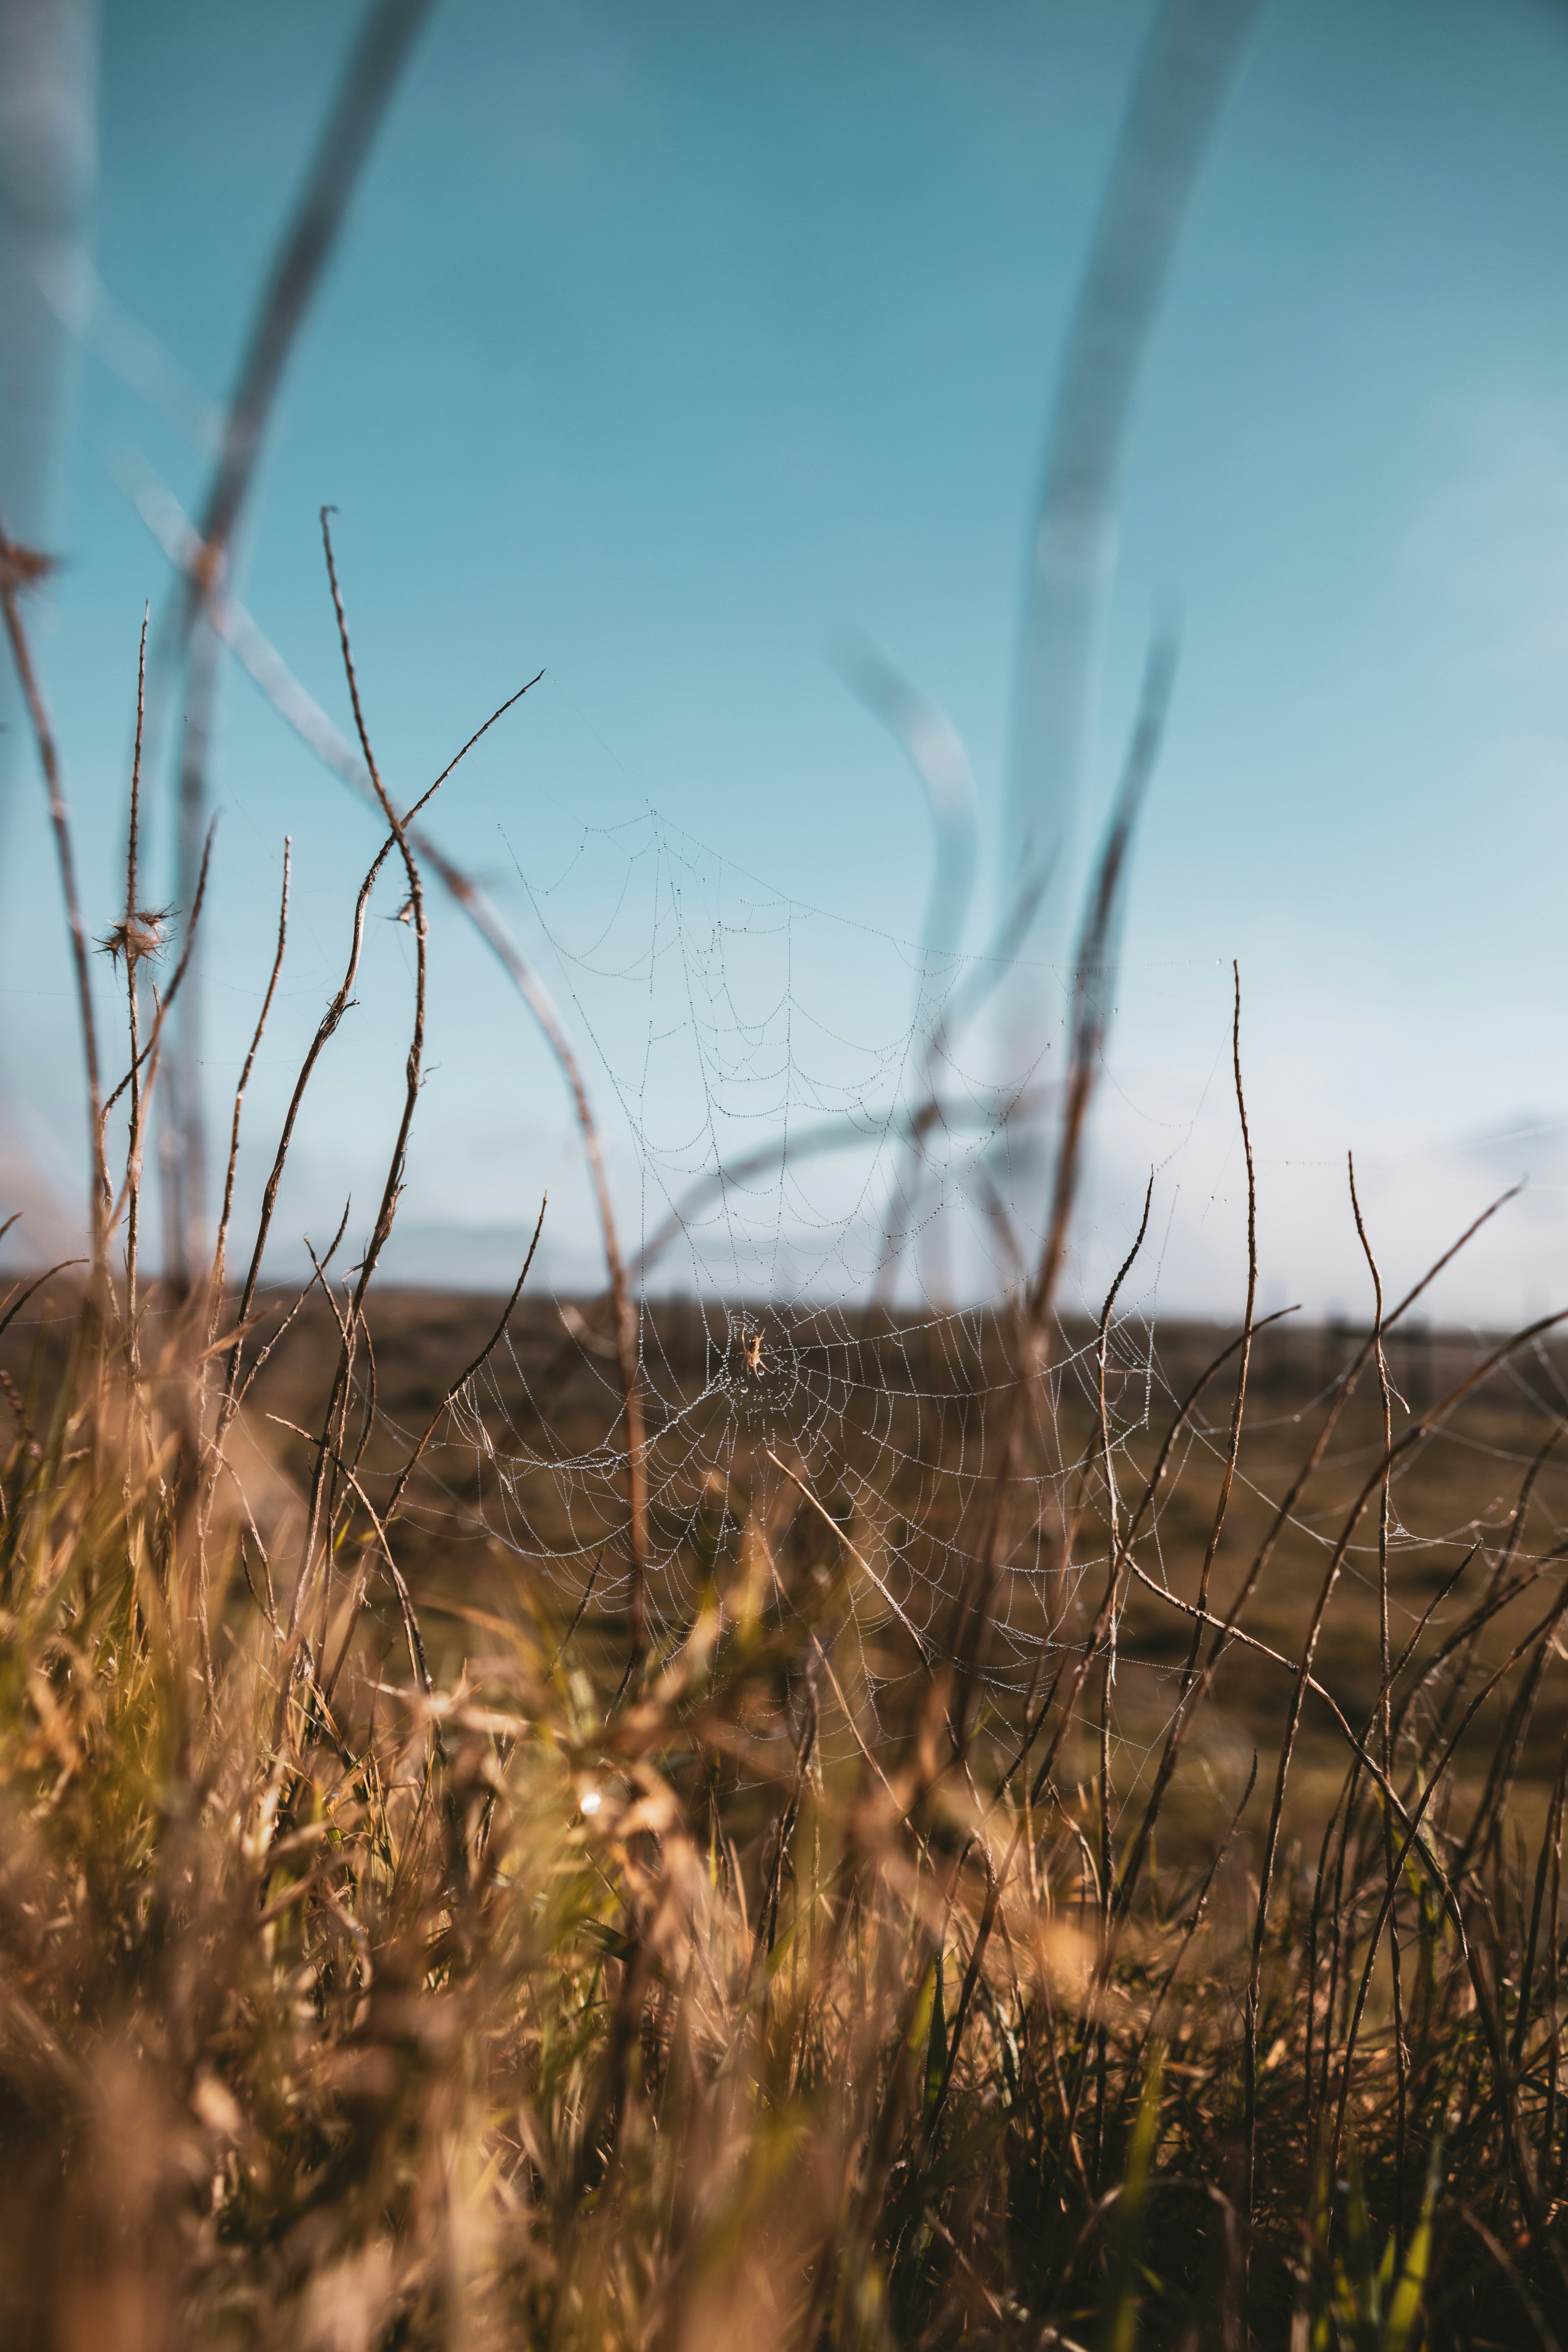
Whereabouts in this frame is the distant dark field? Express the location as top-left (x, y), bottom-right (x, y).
top-left (16, 1281), bottom-right (1561, 1859)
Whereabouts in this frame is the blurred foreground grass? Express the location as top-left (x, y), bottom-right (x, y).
top-left (3, 1281), bottom-right (1567, 2350)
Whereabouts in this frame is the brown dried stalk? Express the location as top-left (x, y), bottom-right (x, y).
top-left (0, 516), bottom-right (107, 1270)
top-left (286, 509), bottom-right (434, 1667)
top-left (1245, 1300), bottom-right (1568, 2219)
top-left (383, 1194), bottom-right (548, 1528)
top-left (99, 823), bottom-right (217, 1223)
top-left (1095, 1170), bottom-right (1154, 1910)
top-left (207, 841), bottom-right (291, 1341)
top-left (1112, 1178), bottom-right (1526, 1961)
top-left (157, 0), bottom-right (437, 1270)
top-left (1180, 960), bottom-right (1257, 1686)
top-left (948, 629), bottom-right (1176, 1754)
top-left (135, 466), bottom-right (648, 1670)
top-left (120, 614), bottom-right (150, 1355)
top-left (1348, 1147), bottom-right (1408, 2245)
top-left (205, 679), bottom-right (535, 1563)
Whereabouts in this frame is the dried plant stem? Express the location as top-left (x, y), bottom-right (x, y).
top-left (383, 1196), bottom-right (547, 1528)
top-left (0, 516), bottom-right (108, 1271)
top-left (288, 512), bottom-right (431, 1677)
top-left (205, 678), bottom-right (529, 1554)
top-left (314, 1200), bottom-right (549, 1713)
top-left (1108, 1186), bottom-right (1524, 2036)
top-left (153, 0), bottom-right (436, 1268)
top-left (1328, 1593), bottom-right (1568, 2228)
top-left (1514, 1722), bottom-right (1568, 2074)
top-left (167, 614), bottom-right (221, 1278)
top-left (1180, 961), bottom-right (1256, 1690)
top-left (1095, 1170), bottom-right (1154, 1911)
top-left (0, 1259), bottom-right (87, 1349)
top-left (122, 614), bottom-right (150, 1358)
top-left (1130, 1750), bottom-right (1258, 2080)
top-left (136, 464), bottom-right (665, 1672)
top-left (1348, 1148), bottom-right (1408, 2246)
top-left (483, 886), bottom-right (652, 1674)
top-left (951, 632), bottom-right (1175, 1751)
top-left (208, 842), bottom-right (291, 1341)
top-left (1246, 1300), bottom-right (1568, 2221)
top-left (997, 1307), bottom-right (1295, 1812)
top-left (99, 824), bottom-right (217, 1238)
top-left (215, 848), bottom-right (387, 1441)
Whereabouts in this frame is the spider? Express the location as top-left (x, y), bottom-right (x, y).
top-left (742, 1328), bottom-right (766, 1380)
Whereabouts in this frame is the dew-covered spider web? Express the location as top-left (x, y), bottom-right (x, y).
top-left (348, 786), bottom-right (1568, 1820)
top-left (374, 800), bottom-right (1251, 1779)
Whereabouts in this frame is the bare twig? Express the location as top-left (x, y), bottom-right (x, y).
top-left (1181, 961), bottom-right (1257, 1686)
top-left (949, 628), bottom-right (1176, 1753)
top-left (153, 0), bottom-right (436, 1275)
top-left (383, 1195), bottom-right (547, 1528)
top-left (120, 613), bottom-right (150, 1355)
top-left (287, 510), bottom-right (433, 1671)
top-left (1003, 0), bottom-right (1258, 973)
top-left (0, 516), bottom-right (107, 1270)
top-left (1246, 1301), bottom-right (1568, 2220)
top-left (208, 842), bottom-right (291, 1341)
top-left (1348, 1147), bottom-right (1408, 2247)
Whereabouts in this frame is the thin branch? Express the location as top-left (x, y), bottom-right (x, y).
top-left (208, 841), bottom-right (291, 1341)
top-left (153, 0), bottom-right (436, 1275)
top-left (383, 1195), bottom-right (547, 1527)
top-left (949, 627), bottom-right (1177, 1753)
top-left (0, 518), bottom-right (107, 1269)
top-left (287, 510), bottom-right (431, 1669)
top-left (122, 613), bottom-right (150, 1350)
top-left (1348, 1146), bottom-right (1408, 2248)
top-left (1182, 960), bottom-right (1257, 1683)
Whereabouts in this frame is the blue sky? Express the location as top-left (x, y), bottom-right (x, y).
top-left (5, 0), bottom-right (1568, 1325)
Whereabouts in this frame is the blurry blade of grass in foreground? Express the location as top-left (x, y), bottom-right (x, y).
top-left (150, 0), bottom-right (438, 1285)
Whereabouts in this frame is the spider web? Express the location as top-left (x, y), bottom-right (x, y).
top-left (408, 807), bottom-right (1216, 1768)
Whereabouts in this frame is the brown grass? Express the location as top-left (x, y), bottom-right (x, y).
top-left (2, 527), bottom-right (1568, 2352)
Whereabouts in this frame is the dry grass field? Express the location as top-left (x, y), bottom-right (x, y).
top-left (198, 1285), bottom-right (1568, 1848)
top-left (5, 495), bottom-right (1568, 2349)
top-left (5, 1262), bottom-right (1568, 2349)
